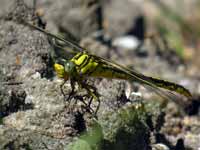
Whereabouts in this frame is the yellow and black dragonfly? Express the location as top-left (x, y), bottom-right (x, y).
top-left (24, 22), bottom-right (192, 114)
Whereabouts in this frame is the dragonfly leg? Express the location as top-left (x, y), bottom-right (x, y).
top-left (69, 96), bottom-right (79, 113)
top-left (60, 79), bottom-right (77, 104)
top-left (60, 79), bottom-right (100, 116)
top-left (95, 97), bottom-right (100, 115)
top-left (78, 81), bottom-right (100, 115)
top-left (60, 80), bottom-right (67, 96)
top-left (66, 79), bottom-right (77, 102)
top-left (72, 95), bottom-right (95, 115)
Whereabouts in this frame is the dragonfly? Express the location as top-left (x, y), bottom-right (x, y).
top-left (24, 22), bottom-right (192, 114)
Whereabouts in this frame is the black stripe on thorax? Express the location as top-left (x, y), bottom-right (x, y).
top-left (73, 53), bottom-right (89, 67)
top-left (80, 55), bottom-right (92, 69)
top-left (73, 52), bottom-right (83, 60)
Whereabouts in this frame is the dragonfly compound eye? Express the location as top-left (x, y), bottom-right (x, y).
top-left (64, 61), bottom-right (76, 75)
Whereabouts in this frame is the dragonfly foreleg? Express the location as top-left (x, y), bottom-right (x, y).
top-left (78, 80), bottom-right (100, 115)
top-left (60, 79), bottom-right (77, 104)
top-left (60, 78), bottom-right (100, 116)
top-left (66, 79), bottom-right (77, 102)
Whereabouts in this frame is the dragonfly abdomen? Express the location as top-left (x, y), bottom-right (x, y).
top-left (92, 63), bottom-right (192, 98)
top-left (90, 65), bottom-right (131, 80)
top-left (142, 75), bottom-right (192, 98)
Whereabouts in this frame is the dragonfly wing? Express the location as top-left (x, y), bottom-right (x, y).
top-left (24, 22), bottom-right (86, 53)
top-left (90, 54), bottom-right (191, 103)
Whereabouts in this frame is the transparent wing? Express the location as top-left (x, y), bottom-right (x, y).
top-left (90, 54), bottom-right (191, 103)
top-left (24, 22), bottom-right (86, 53)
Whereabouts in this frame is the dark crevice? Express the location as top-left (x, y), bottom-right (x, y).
top-left (73, 111), bottom-right (86, 134)
top-left (184, 95), bottom-right (200, 116)
top-left (39, 53), bottom-right (54, 79)
top-left (0, 89), bottom-right (34, 118)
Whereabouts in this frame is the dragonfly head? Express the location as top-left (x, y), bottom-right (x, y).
top-left (54, 59), bottom-right (76, 80)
